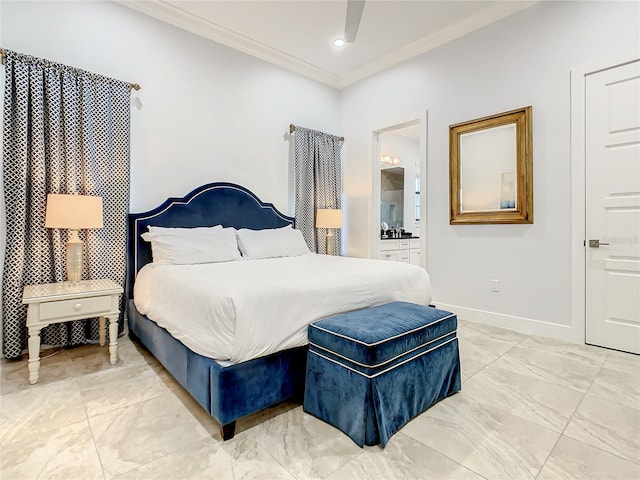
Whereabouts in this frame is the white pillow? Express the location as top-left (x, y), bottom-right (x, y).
top-left (236, 225), bottom-right (311, 259)
top-left (141, 225), bottom-right (241, 264)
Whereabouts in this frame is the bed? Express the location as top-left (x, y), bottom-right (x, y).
top-left (126, 182), bottom-right (432, 439)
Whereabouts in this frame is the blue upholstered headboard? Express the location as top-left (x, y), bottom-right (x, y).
top-left (126, 182), bottom-right (294, 299)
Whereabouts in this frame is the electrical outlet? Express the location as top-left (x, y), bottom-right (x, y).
top-left (490, 279), bottom-right (500, 292)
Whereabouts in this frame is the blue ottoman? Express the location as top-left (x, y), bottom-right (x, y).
top-left (303, 302), bottom-right (461, 447)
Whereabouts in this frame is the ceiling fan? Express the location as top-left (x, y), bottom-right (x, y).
top-left (344, 0), bottom-right (366, 43)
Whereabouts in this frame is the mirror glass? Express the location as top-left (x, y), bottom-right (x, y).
top-left (381, 167), bottom-right (404, 228)
top-left (459, 123), bottom-right (517, 212)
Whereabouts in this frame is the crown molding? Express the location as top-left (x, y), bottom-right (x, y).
top-left (117, 0), bottom-right (538, 90)
top-left (339, 1), bottom-right (538, 88)
top-left (117, 0), bottom-right (341, 88)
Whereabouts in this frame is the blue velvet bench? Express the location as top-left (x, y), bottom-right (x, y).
top-left (303, 301), bottom-right (461, 447)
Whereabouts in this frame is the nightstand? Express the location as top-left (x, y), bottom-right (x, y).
top-left (21, 279), bottom-right (123, 384)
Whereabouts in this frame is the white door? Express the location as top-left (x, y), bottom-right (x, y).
top-left (585, 60), bottom-right (640, 354)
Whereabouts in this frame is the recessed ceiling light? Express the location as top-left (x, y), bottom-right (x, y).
top-left (334, 38), bottom-right (345, 48)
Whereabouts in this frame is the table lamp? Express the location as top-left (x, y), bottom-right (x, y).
top-left (45, 193), bottom-right (103, 283)
top-left (316, 208), bottom-right (343, 255)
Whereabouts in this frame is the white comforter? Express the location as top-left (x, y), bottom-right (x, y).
top-left (133, 253), bottom-right (432, 364)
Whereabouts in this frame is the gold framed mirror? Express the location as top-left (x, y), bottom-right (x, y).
top-left (449, 106), bottom-right (532, 224)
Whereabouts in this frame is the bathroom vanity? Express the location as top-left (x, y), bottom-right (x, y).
top-left (378, 237), bottom-right (420, 266)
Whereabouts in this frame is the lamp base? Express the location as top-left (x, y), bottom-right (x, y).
top-left (66, 231), bottom-right (83, 283)
top-left (326, 230), bottom-right (337, 256)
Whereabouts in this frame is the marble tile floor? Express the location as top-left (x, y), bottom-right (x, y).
top-left (1, 320), bottom-right (639, 480)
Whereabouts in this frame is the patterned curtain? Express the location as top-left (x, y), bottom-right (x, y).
top-left (293, 126), bottom-right (342, 254)
top-left (2, 50), bottom-right (131, 360)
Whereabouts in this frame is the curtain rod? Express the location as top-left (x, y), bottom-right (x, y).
top-left (0, 48), bottom-right (141, 91)
top-left (290, 124), bottom-right (344, 141)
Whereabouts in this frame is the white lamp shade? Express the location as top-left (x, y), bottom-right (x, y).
top-left (316, 208), bottom-right (343, 229)
top-left (45, 194), bottom-right (103, 230)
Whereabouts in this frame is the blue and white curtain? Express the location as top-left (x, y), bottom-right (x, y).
top-left (293, 126), bottom-right (342, 254)
top-left (2, 50), bottom-right (131, 359)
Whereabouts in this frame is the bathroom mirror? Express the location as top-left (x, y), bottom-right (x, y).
top-left (381, 167), bottom-right (404, 229)
top-left (449, 106), bottom-right (533, 224)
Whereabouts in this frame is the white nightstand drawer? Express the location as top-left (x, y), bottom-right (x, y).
top-left (39, 295), bottom-right (112, 321)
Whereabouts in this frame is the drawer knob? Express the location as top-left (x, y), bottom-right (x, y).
top-left (74, 303), bottom-right (82, 310)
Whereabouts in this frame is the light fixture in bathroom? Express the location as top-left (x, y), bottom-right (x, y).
top-left (380, 155), bottom-right (400, 165)
top-left (334, 38), bottom-right (346, 47)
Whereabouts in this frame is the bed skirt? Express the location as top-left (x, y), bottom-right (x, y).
top-left (127, 300), bottom-right (307, 437)
top-left (303, 302), bottom-right (461, 447)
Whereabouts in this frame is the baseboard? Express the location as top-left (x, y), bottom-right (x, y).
top-left (434, 302), bottom-right (584, 345)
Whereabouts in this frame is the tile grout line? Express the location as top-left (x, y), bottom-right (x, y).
top-left (468, 329), bottom-right (528, 376)
top-left (77, 368), bottom-right (109, 480)
top-left (484, 333), bottom-right (560, 479)
top-left (404, 434), bottom-right (493, 480)
top-left (461, 330), bottom-right (586, 480)
top-left (254, 435), bottom-right (301, 480)
top-left (488, 336), bottom-right (611, 396)
top-left (5, 326), bottom-right (637, 479)
top-left (533, 350), bottom-right (617, 478)
top-left (401, 328), bottom-right (527, 480)
top-left (561, 351), bottom-right (640, 467)
top-left (236, 415), bottom-right (292, 478)
top-left (75, 344), bottom-right (191, 479)
top-left (83, 393), bottom-right (196, 476)
top-left (457, 322), bottom-right (528, 380)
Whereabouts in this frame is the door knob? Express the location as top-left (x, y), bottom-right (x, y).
top-left (588, 239), bottom-right (610, 248)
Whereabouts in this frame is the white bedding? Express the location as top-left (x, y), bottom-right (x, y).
top-left (133, 253), bottom-right (432, 364)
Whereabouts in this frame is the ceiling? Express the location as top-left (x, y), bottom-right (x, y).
top-left (388, 123), bottom-right (421, 141)
top-left (119, 0), bottom-right (537, 89)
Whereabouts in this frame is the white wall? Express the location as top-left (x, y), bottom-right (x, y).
top-left (340, 0), bottom-right (640, 337)
top-left (0, 0), bottom-right (340, 215)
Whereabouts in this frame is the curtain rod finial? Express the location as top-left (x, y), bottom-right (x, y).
top-left (129, 83), bottom-right (141, 91)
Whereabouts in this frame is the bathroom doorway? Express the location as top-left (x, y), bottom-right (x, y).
top-left (372, 113), bottom-right (427, 268)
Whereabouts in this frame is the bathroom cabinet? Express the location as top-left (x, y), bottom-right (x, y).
top-left (378, 238), bottom-right (420, 266)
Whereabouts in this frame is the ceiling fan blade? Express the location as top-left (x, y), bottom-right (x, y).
top-left (344, 0), bottom-right (366, 43)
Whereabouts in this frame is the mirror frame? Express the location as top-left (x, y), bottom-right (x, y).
top-left (449, 106), bottom-right (533, 225)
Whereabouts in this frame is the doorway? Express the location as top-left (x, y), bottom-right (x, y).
top-left (372, 114), bottom-right (427, 268)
